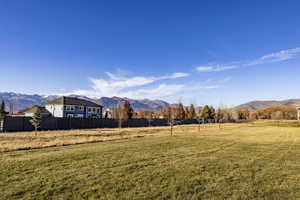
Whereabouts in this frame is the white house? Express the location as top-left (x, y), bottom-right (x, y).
top-left (45, 96), bottom-right (103, 118)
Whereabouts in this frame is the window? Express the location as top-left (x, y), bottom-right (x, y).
top-left (97, 108), bottom-right (100, 113)
top-left (65, 105), bottom-right (74, 111)
top-left (92, 108), bottom-right (96, 112)
top-left (79, 106), bottom-right (84, 111)
top-left (67, 114), bottom-right (74, 118)
top-left (76, 114), bottom-right (84, 118)
top-left (88, 108), bottom-right (92, 112)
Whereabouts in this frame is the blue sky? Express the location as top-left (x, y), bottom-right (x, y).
top-left (1, 0), bottom-right (300, 106)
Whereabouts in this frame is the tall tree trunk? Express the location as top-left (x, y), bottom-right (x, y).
top-left (169, 119), bottom-right (173, 136)
top-left (118, 118), bottom-right (122, 137)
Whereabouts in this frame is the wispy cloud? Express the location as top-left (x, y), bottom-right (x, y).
top-left (65, 70), bottom-right (222, 101)
top-left (186, 77), bottom-right (231, 91)
top-left (164, 72), bottom-right (189, 79)
top-left (196, 47), bottom-right (300, 72)
top-left (105, 71), bottom-right (188, 82)
top-left (218, 77), bottom-right (232, 83)
top-left (121, 82), bottom-right (222, 100)
top-left (246, 47), bottom-right (300, 66)
top-left (67, 71), bottom-right (190, 99)
top-left (122, 84), bottom-right (186, 99)
top-left (196, 65), bottom-right (237, 72)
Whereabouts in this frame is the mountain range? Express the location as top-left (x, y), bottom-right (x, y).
top-left (0, 92), bottom-right (169, 113)
top-left (236, 99), bottom-right (300, 110)
top-left (1, 92), bottom-right (299, 113)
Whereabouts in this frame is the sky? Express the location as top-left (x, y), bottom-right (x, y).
top-left (1, 0), bottom-right (300, 106)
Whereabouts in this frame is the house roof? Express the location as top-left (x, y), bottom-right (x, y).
top-left (46, 96), bottom-right (102, 107)
top-left (17, 106), bottom-right (50, 115)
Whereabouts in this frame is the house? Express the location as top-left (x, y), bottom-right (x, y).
top-left (45, 96), bottom-right (103, 118)
top-left (297, 107), bottom-right (300, 121)
top-left (16, 106), bottom-right (51, 117)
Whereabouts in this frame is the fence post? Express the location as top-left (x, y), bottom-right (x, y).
top-left (22, 117), bottom-right (25, 131)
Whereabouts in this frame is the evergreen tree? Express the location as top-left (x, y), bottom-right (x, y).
top-left (0, 100), bottom-right (6, 117)
top-left (200, 105), bottom-right (211, 121)
top-left (209, 106), bottom-right (216, 120)
top-left (30, 107), bottom-right (43, 133)
top-left (200, 105), bottom-right (216, 122)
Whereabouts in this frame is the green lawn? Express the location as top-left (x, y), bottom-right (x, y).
top-left (1, 123), bottom-right (300, 199)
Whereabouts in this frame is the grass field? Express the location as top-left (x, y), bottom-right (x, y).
top-left (1, 122), bottom-right (300, 199)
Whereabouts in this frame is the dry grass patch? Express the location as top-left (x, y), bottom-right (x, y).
top-left (1, 122), bottom-right (300, 199)
top-left (0, 123), bottom-right (245, 152)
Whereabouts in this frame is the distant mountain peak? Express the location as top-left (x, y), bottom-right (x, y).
top-left (236, 98), bottom-right (300, 110)
top-left (0, 92), bottom-right (170, 112)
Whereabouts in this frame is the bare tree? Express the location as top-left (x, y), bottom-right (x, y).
top-left (145, 111), bottom-right (154, 127)
top-left (272, 111), bottom-right (284, 127)
top-left (215, 108), bottom-right (225, 129)
top-left (137, 109), bottom-right (154, 126)
top-left (187, 104), bottom-right (196, 119)
top-left (163, 106), bottom-right (175, 136)
top-left (9, 103), bottom-right (14, 115)
top-left (116, 103), bottom-right (123, 130)
top-left (169, 113), bottom-right (174, 136)
top-left (122, 101), bottom-right (134, 120)
top-left (196, 106), bottom-right (202, 133)
top-left (30, 107), bottom-right (43, 136)
top-left (177, 103), bottom-right (186, 119)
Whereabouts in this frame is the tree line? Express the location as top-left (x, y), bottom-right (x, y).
top-left (107, 102), bottom-right (240, 122)
top-left (110, 101), bottom-right (298, 121)
top-left (1, 100), bottom-right (298, 134)
top-left (249, 106), bottom-right (297, 120)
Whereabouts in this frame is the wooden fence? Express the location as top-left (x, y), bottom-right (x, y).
top-left (0, 116), bottom-right (199, 132)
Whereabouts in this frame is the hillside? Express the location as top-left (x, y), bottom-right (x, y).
top-left (0, 92), bottom-right (169, 112)
top-left (236, 99), bottom-right (300, 110)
